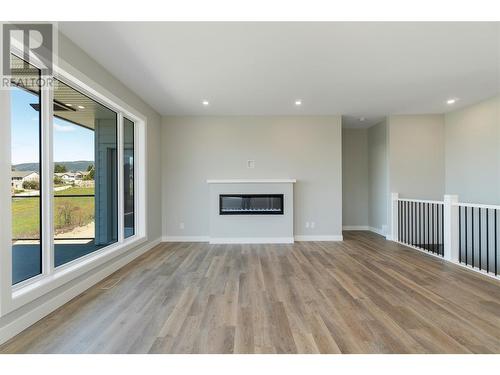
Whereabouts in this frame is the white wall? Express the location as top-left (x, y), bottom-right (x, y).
top-left (0, 32), bottom-right (163, 344)
top-left (342, 128), bottom-right (369, 227)
top-left (367, 120), bottom-right (388, 234)
top-left (342, 102), bottom-right (498, 238)
top-left (162, 116), bottom-right (343, 239)
top-left (388, 115), bottom-right (445, 200)
top-left (445, 96), bottom-right (500, 204)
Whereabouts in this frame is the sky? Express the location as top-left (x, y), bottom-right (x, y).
top-left (11, 86), bottom-right (94, 165)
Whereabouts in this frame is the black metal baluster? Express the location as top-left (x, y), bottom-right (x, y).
top-left (406, 201), bottom-right (409, 244)
top-left (427, 203), bottom-right (429, 251)
top-left (416, 202), bottom-right (419, 247)
top-left (414, 201), bottom-right (417, 246)
top-left (479, 208), bottom-right (482, 270)
top-left (440, 204), bottom-right (443, 256)
top-left (403, 201), bottom-right (406, 243)
top-left (405, 201), bottom-right (408, 245)
top-left (413, 201), bottom-right (416, 247)
top-left (427, 203), bottom-right (430, 252)
top-left (423, 202), bottom-right (426, 250)
top-left (486, 208), bottom-right (489, 273)
top-left (432, 203), bottom-right (435, 253)
top-left (495, 209), bottom-right (497, 276)
top-left (418, 202), bottom-right (421, 248)
top-left (411, 202), bottom-right (414, 246)
top-left (406, 202), bottom-right (411, 244)
top-left (464, 206), bottom-right (469, 265)
top-left (472, 207), bottom-right (475, 268)
top-left (409, 201), bottom-right (411, 245)
top-left (420, 202), bottom-right (423, 249)
top-left (401, 201), bottom-right (404, 243)
top-left (459, 206), bottom-right (462, 263)
top-left (436, 204), bottom-right (439, 254)
top-left (401, 201), bottom-right (404, 242)
top-left (434, 204), bottom-right (437, 254)
top-left (398, 201), bottom-right (401, 242)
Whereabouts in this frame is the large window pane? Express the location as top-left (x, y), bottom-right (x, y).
top-left (124, 118), bottom-right (135, 238)
top-left (53, 79), bottom-right (118, 267)
top-left (10, 54), bottom-right (42, 284)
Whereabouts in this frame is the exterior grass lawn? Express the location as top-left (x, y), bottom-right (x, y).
top-left (12, 197), bottom-right (40, 239)
top-left (12, 186), bottom-right (95, 240)
top-left (55, 187), bottom-right (95, 196)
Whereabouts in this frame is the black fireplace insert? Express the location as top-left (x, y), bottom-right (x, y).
top-left (219, 194), bottom-right (284, 215)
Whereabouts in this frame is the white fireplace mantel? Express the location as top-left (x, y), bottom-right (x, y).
top-left (207, 179), bottom-right (295, 244)
top-left (207, 179), bottom-right (296, 184)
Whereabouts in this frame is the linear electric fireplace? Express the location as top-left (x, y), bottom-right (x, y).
top-left (219, 194), bottom-right (284, 215)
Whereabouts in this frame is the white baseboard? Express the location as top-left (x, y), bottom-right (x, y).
top-left (0, 237), bottom-right (161, 346)
top-left (342, 225), bottom-right (370, 231)
top-left (209, 237), bottom-right (294, 244)
top-left (162, 236), bottom-right (209, 242)
top-left (294, 235), bottom-right (343, 241)
top-left (164, 235), bottom-right (345, 243)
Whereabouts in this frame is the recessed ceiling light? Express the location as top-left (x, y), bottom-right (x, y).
top-left (202, 100), bottom-right (209, 106)
top-left (66, 103), bottom-right (72, 107)
top-left (77, 105), bottom-right (85, 109)
top-left (295, 100), bottom-right (302, 106)
top-left (446, 98), bottom-right (457, 105)
top-left (359, 117), bottom-right (366, 122)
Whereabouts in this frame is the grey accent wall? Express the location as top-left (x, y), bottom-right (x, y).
top-left (444, 96), bottom-right (500, 204)
top-left (388, 115), bottom-right (445, 201)
top-left (161, 116), bottom-right (342, 238)
top-left (342, 128), bottom-right (369, 227)
top-left (368, 120), bottom-right (388, 233)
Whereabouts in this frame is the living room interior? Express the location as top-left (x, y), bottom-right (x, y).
top-left (0, 20), bottom-right (499, 356)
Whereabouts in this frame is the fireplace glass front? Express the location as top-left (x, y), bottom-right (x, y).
top-left (219, 194), bottom-right (284, 215)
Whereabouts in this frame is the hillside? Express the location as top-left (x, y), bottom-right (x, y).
top-left (13, 161), bottom-right (94, 172)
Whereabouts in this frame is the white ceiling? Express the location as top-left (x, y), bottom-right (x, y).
top-left (59, 22), bottom-right (499, 127)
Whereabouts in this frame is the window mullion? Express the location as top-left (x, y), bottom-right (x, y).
top-left (133, 121), bottom-right (138, 237)
top-left (0, 87), bottom-right (12, 314)
top-left (41, 78), bottom-right (54, 275)
top-left (117, 113), bottom-right (124, 243)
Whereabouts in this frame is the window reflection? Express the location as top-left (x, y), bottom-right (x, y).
top-left (10, 54), bottom-right (42, 285)
top-left (124, 118), bottom-right (135, 238)
top-left (53, 79), bottom-right (118, 267)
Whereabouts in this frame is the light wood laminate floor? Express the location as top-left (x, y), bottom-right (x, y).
top-left (2, 231), bottom-right (500, 354)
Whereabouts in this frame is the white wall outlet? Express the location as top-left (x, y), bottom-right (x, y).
top-left (310, 222), bottom-right (315, 229)
top-left (179, 222), bottom-right (185, 230)
top-left (305, 222), bottom-right (310, 228)
top-left (247, 160), bottom-right (256, 169)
